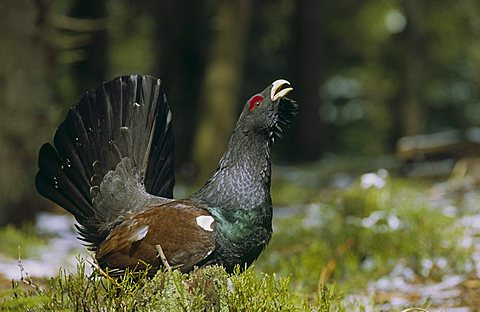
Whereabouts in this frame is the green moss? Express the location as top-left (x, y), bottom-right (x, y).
top-left (259, 175), bottom-right (470, 300)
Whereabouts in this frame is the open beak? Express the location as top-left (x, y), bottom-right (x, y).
top-left (270, 79), bottom-right (293, 101)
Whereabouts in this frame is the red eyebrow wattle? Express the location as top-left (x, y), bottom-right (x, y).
top-left (249, 95), bottom-right (264, 111)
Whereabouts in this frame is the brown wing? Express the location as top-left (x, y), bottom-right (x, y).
top-left (95, 200), bottom-right (216, 274)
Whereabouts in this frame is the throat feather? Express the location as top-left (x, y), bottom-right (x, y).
top-left (191, 131), bottom-right (272, 211)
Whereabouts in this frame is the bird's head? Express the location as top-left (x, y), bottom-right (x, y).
top-left (239, 79), bottom-right (297, 139)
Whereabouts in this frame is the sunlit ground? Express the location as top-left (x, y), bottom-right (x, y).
top-left (1, 156), bottom-right (479, 310)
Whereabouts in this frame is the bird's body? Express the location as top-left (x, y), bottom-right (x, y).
top-left (36, 75), bottom-right (295, 275)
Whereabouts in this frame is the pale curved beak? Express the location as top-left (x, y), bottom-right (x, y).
top-left (270, 79), bottom-right (293, 101)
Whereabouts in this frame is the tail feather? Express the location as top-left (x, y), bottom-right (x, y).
top-left (36, 144), bottom-right (94, 222)
top-left (145, 93), bottom-right (175, 195)
top-left (149, 132), bottom-right (175, 195)
top-left (36, 75), bottom-right (175, 250)
top-left (53, 123), bottom-right (92, 200)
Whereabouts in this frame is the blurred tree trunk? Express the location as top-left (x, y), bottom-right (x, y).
top-left (151, 0), bottom-right (210, 183)
top-left (192, 0), bottom-right (253, 183)
top-left (68, 0), bottom-right (108, 93)
top-left (289, 0), bottom-right (328, 161)
top-left (397, 0), bottom-right (428, 136)
top-left (0, 0), bottom-right (58, 225)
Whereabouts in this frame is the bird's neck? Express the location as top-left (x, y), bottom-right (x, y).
top-left (191, 127), bottom-right (272, 212)
top-left (191, 125), bottom-right (274, 263)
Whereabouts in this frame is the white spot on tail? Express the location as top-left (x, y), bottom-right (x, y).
top-left (196, 216), bottom-right (214, 232)
top-left (129, 225), bottom-right (149, 242)
top-left (166, 111), bottom-right (172, 125)
top-left (165, 111), bottom-right (172, 131)
top-left (134, 102), bottom-right (140, 107)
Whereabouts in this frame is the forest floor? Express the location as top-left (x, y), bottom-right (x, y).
top-left (0, 156), bottom-right (479, 311)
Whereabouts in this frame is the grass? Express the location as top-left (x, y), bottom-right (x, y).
top-left (1, 259), bottom-right (352, 311)
top-left (263, 167), bottom-right (473, 307)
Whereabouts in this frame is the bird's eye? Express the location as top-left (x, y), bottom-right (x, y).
top-left (249, 95), bottom-right (264, 112)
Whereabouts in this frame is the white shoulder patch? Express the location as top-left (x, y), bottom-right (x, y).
top-left (129, 225), bottom-right (149, 242)
top-left (196, 216), bottom-right (215, 232)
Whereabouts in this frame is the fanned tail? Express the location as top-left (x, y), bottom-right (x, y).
top-left (36, 75), bottom-right (175, 249)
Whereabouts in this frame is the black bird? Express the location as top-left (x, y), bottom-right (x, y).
top-left (36, 75), bottom-right (296, 274)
